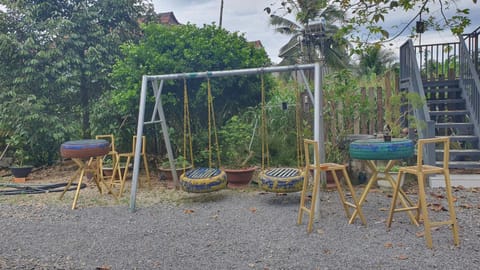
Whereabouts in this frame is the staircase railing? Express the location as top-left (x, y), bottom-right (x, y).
top-left (400, 40), bottom-right (436, 165)
top-left (459, 36), bottom-right (480, 138)
top-left (414, 41), bottom-right (460, 82)
top-left (463, 26), bottom-right (480, 75)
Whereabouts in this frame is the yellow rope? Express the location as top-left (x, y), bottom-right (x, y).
top-left (207, 79), bottom-right (222, 168)
top-left (183, 79), bottom-right (194, 168)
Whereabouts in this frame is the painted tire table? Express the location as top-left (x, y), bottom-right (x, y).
top-left (349, 138), bottom-right (414, 160)
top-left (59, 139), bottom-right (115, 209)
top-left (60, 139), bottom-right (110, 159)
top-left (348, 138), bottom-right (417, 225)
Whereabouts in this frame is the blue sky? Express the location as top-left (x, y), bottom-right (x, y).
top-left (153, 1), bottom-right (480, 63)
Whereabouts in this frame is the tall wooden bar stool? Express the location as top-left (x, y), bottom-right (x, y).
top-left (298, 139), bottom-right (366, 233)
top-left (387, 136), bottom-right (459, 248)
top-left (118, 136), bottom-right (151, 196)
top-left (95, 135), bottom-right (122, 191)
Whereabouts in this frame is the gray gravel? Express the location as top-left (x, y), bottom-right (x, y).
top-left (0, 186), bottom-right (479, 270)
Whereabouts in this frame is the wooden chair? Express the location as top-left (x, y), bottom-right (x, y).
top-left (387, 136), bottom-right (459, 248)
top-left (298, 139), bottom-right (366, 233)
top-left (118, 136), bottom-right (151, 195)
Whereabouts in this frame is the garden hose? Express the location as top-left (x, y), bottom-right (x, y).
top-left (0, 182), bottom-right (86, 196)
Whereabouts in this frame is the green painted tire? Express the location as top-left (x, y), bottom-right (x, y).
top-left (349, 138), bottom-right (414, 160)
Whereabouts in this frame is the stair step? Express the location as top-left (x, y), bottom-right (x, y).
top-left (429, 110), bottom-right (469, 116)
top-left (427, 99), bottom-right (465, 104)
top-left (424, 88), bottom-right (461, 94)
top-left (437, 149), bottom-right (480, 159)
top-left (435, 122), bottom-right (473, 128)
top-left (423, 80), bottom-right (459, 88)
top-left (448, 135), bottom-right (479, 143)
top-left (444, 161), bottom-right (480, 169)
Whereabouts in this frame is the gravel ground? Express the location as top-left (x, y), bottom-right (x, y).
top-left (0, 169), bottom-right (479, 270)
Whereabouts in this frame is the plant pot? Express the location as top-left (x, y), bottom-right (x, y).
top-left (224, 167), bottom-right (256, 188)
top-left (159, 166), bottom-right (192, 181)
top-left (102, 165), bottom-right (130, 177)
top-left (377, 172), bottom-right (405, 192)
top-left (10, 165), bottom-right (33, 178)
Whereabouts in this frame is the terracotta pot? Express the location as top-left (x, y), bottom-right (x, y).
top-left (309, 168), bottom-right (344, 190)
top-left (158, 166), bottom-right (192, 181)
top-left (224, 167), bottom-right (256, 188)
top-left (102, 165), bottom-right (129, 177)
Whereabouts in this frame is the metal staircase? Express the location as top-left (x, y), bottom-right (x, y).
top-left (423, 79), bottom-right (480, 169)
top-left (400, 26), bottom-right (480, 173)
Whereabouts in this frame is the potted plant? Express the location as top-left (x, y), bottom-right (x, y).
top-left (101, 156), bottom-right (130, 177)
top-left (10, 148), bottom-right (34, 179)
top-left (376, 164), bottom-right (405, 192)
top-left (219, 115), bottom-right (258, 187)
top-left (158, 155), bottom-right (192, 181)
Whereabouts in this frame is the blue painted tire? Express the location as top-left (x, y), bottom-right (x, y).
top-left (349, 138), bottom-right (414, 160)
top-left (259, 168), bottom-right (305, 193)
top-left (60, 139), bottom-right (110, 159)
top-left (180, 167), bottom-right (227, 193)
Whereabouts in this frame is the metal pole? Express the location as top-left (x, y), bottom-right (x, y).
top-left (129, 75), bottom-right (148, 212)
top-left (313, 62), bottom-right (325, 217)
top-left (146, 64), bottom-right (316, 81)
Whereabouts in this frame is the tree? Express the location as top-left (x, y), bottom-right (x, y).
top-left (0, 0), bottom-right (154, 164)
top-left (266, 0), bottom-right (350, 69)
top-left (93, 23), bottom-right (272, 159)
top-left (357, 44), bottom-right (396, 76)
top-left (331, 0), bottom-right (478, 49)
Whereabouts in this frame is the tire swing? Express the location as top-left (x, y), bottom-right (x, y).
top-left (179, 78), bottom-right (227, 193)
top-left (258, 75), bottom-right (305, 193)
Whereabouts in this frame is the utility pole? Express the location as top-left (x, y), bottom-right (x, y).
top-left (219, 0), bottom-right (224, 29)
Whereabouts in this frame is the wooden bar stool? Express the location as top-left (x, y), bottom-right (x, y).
top-left (387, 136), bottom-right (460, 248)
top-left (118, 136), bottom-right (151, 196)
top-left (95, 135), bottom-right (122, 192)
top-left (298, 139), bottom-right (366, 233)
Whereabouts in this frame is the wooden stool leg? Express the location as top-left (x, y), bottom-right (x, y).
top-left (418, 173), bottom-right (434, 248)
top-left (444, 171), bottom-right (460, 246)
top-left (341, 168), bottom-right (366, 225)
top-left (297, 171), bottom-right (310, 226)
top-left (298, 169), bottom-right (320, 233)
top-left (387, 171), bottom-right (404, 228)
top-left (71, 168), bottom-right (86, 210)
top-left (307, 173), bottom-right (320, 233)
top-left (142, 154), bottom-right (151, 189)
top-left (119, 156), bottom-right (132, 196)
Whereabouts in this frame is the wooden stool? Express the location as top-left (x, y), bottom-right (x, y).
top-left (387, 137), bottom-right (460, 248)
top-left (298, 139), bottom-right (366, 233)
top-left (118, 136), bottom-right (151, 196)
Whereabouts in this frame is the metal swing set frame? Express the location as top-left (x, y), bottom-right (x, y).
top-left (130, 63), bottom-right (325, 211)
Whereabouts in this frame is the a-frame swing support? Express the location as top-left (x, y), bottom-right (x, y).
top-left (130, 63), bottom-right (324, 212)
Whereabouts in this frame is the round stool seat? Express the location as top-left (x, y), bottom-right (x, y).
top-left (61, 139), bottom-right (110, 159)
top-left (349, 138), bottom-right (414, 160)
top-left (260, 167), bottom-right (305, 193)
top-left (180, 167), bottom-right (227, 193)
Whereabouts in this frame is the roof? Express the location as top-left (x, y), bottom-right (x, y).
top-left (156, 12), bottom-right (181, 25)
